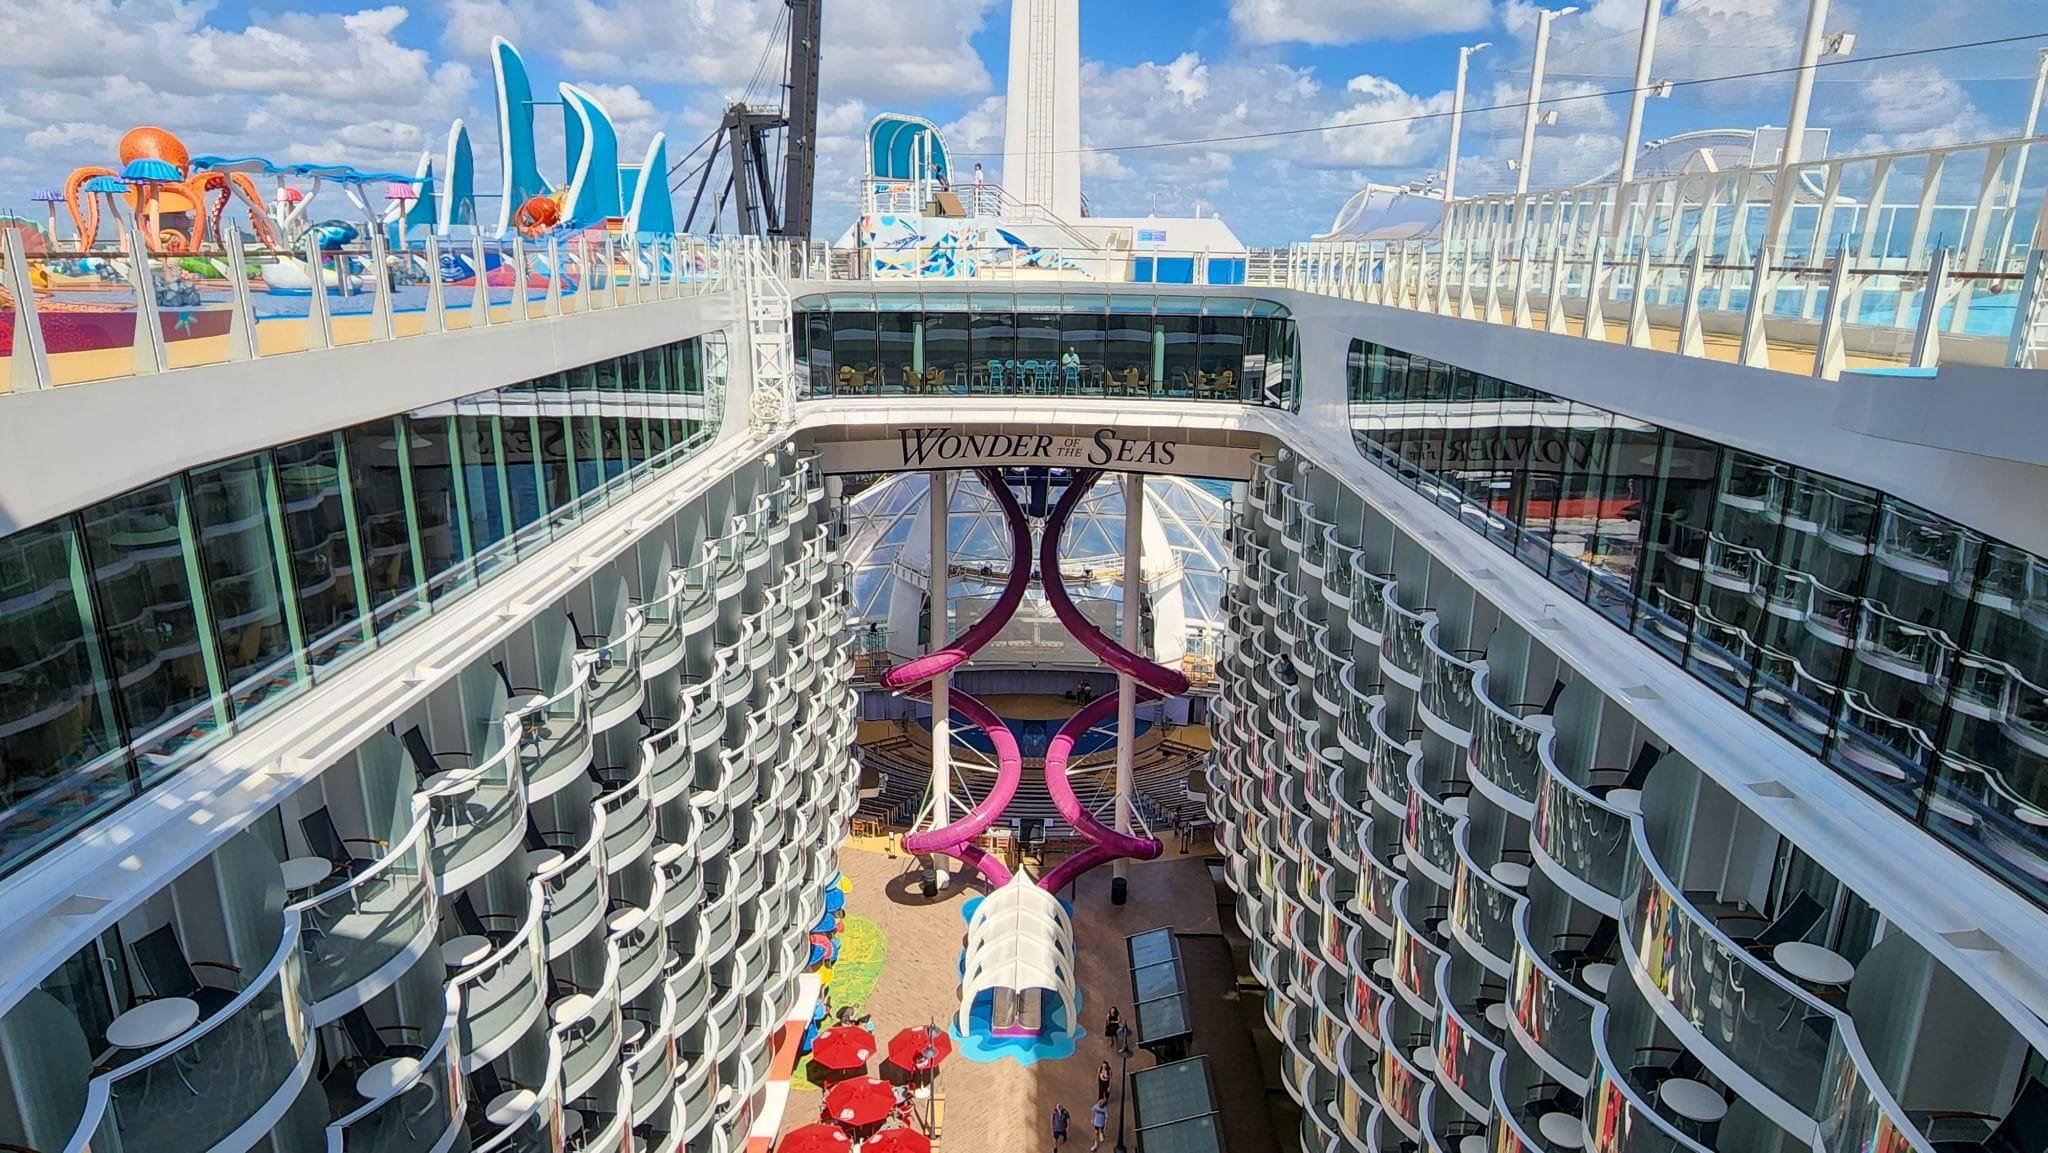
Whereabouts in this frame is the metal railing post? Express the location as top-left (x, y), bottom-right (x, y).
top-left (468, 233), bottom-right (492, 326)
top-left (421, 231), bottom-right (447, 333)
top-left (1910, 247), bottom-right (1952, 370)
top-left (1582, 237), bottom-right (1611, 343)
top-left (1812, 242), bottom-right (1851, 380)
top-left (1510, 237), bottom-right (1533, 329)
top-left (0, 228), bottom-right (52, 390)
top-left (302, 232), bottom-right (333, 350)
top-left (509, 235), bottom-right (530, 322)
top-left (126, 222), bottom-right (170, 375)
top-left (221, 229), bottom-right (259, 362)
top-left (1678, 246), bottom-right (1708, 359)
top-left (367, 226), bottom-right (396, 341)
top-left (2007, 249), bottom-right (2048, 369)
top-left (1544, 246), bottom-right (1569, 335)
top-left (599, 232), bottom-right (617, 308)
top-left (545, 236), bottom-right (564, 317)
top-left (1737, 244), bottom-right (1775, 369)
top-left (1625, 243), bottom-right (1653, 349)
top-left (1482, 233), bottom-right (1504, 326)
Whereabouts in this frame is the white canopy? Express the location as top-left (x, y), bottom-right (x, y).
top-left (954, 872), bottom-right (1080, 1037)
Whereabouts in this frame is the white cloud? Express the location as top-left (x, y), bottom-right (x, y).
top-left (1230, 0), bottom-right (1494, 45)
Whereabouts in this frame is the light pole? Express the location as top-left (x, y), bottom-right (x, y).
top-left (1443, 41), bottom-right (1492, 208)
top-left (1765, 0), bottom-right (1850, 247)
top-left (1516, 6), bottom-right (1578, 196)
top-left (1112, 1027), bottom-right (1132, 1153)
top-left (1617, 0), bottom-right (1664, 189)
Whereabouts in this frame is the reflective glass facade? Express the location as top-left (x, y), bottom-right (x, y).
top-left (1347, 338), bottom-right (2048, 905)
top-left (793, 290), bottom-right (1298, 408)
top-left (0, 339), bottom-right (718, 877)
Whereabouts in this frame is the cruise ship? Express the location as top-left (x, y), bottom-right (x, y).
top-left (0, 2), bottom-right (2045, 1153)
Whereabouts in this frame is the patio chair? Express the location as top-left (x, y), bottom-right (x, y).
top-left (451, 892), bottom-right (521, 950)
top-left (129, 924), bottom-right (240, 1017)
top-left (300, 806), bottom-right (385, 880)
top-left (1547, 918), bottom-right (1617, 978)
top-left (1926, 1075), bottom-right (2048, 1152)
top-left (1718, 891), bottom-right (1826, 954)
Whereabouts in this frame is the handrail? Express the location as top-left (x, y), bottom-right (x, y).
top-left (1584, 1004), bottom-right (1715, 1153)
top-left (63, 913), bottom-right (311, 1153)
top-left (470, 1031), bottom-right (563, 1153)
top-left (288, 794), bottom-right (435, 916)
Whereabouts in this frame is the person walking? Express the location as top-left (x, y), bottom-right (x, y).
top-left (1051, 1102), bottom-right (1071, 1148)
top-left (1096, 1059), bottom-right (1112, 1103)
top-left (1091, 1098), bottom-right (1110, 1149)
top-left (1103, 1006), bottom-right (1122, 1051)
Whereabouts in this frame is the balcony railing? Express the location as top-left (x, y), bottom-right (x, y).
top-left (1278, 134), bottom-right (2048, 375)
top-left (63, 915), bottom-right (315, 1153)
top-left (322, 992), bottom-right (464, 1153)
top-left (291, 798), bottom-right (437, 1009)
top-left (0, 228), bottom-right (768, 394)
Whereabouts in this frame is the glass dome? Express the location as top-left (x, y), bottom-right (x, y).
top-left (841, 470), bottom-right (1234, 668)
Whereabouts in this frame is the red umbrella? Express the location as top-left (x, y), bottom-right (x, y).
top-left (777, 1123), bottom-right (852, 1153)
top-left (808, 1025), bottom-right (875, 1072)
top-left (823, 1076), bottom-right (897, 1127)
top-left (885, 1024), bottom-right (953, 1072)
top-left (862, 1128), bottom-right (932, 1153)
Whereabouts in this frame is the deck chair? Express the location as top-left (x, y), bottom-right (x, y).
top-left (129, 924), bottom-right (240, 1018)
top-left (1548, 918), bottom-right (1618, 978)
top-left (300, 806), bottom-right (384, 879)
top-left (1720, 891), bottom-right (1826, 954)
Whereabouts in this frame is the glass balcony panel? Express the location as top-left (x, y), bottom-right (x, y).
top-left (1420, 629), bottom-right (1483, 735)
top-left (455, 904), bottom-right (546, 1063)
top-left (1854, 603), bottom-right (1955, 686)
top-left (1383, 597), bottom-right (1429, 681)
top-left (1406, 790), bottom-right (1461, 883)
top-left (538, 835), bottom-right (604, 957)
top-left (1450, 851), bottom-right (1519, 970)
top-left (1876, 504), bottom-right (1966, 581)
top-left (1584, 1007), bottom-right (1715, 1153)
top-left (294, 807), bottom-right (436, 1004)
top-left (559, 987), bottom-right (622, 1098)
top-left (646, 725), bottom-right (692, 801)
top-left (584, 613), bottom-right (647, 722)
top-left (426, 738), bottom-right (524, 882)
top-left (1433, 1001), bottom-right (1499, 1120)
top-left (1535, 764), bottom-right (1633, 903)
top-left (599, 772), bottom-right (654, 868)
top-left (1816, 1032), bottom-right (1937, 1153)
top-left (515, 673), bottom-right (592, 797)
top-left (1509, 905), bottom-right (1597, 1083)
top-left (330, 1015), bottom-right (462, 1153)
top-left (69, 924), bottom-right (314, 1153)
top-left (1471, 694), bottom-right (1549, 807)
top-left (1623, 844), bottom-right (1837, 1111)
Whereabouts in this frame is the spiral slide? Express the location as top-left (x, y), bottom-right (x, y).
top-left (886, 469), bottom-right (1032, 884)
top-left (881, 468), bottom-right (1033, 691)
top-left (1038, 470), bottom-right (1190, 697)
top-left (1034, 469), bottom-right (1175, 891)
top-left (1037, 690), bottom-right (1165, 893)
top-left (899, 686), bottom-right (1021, 886)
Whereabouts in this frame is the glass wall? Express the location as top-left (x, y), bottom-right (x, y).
top-left (1347, 338), bottom-right (2048, 907)
top-left (794, 290), bottom-right (1298, 409)
top-left (0, 337), bottom-right (715, 879)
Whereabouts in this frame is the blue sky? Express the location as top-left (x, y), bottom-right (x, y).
top-left (0, 0), bottom-right (2039, 244)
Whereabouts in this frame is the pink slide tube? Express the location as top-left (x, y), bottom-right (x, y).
top-left (880, 467), bottom-right (1032, 692)
top-left (898, 685), bottom-right (1022, 885)
top-left (1037, 690), bottom-right (1163, 892)
top-left (1037, 469), bottom-right (1190, 697)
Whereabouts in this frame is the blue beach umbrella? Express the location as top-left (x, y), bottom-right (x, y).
top-left (812, 912), bottom-right (836, 936)
top-left (824, 888), bottom-right (845, 913)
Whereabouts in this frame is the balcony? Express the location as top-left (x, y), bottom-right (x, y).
top-left (1351, 564), bottom-right (1393, 645)
top-left (1621, 827), bottom-right (1844, 1120)
top-left (293, 802), bottom-right (438, 1015)
top-left (612, 902), bottom-right (667, 1002)
top-left (1403, 774), bottom-right (1464, 889)
top-left (514, 670), bottom-right (595, 802)
top-left (453, 894), bottom-right (548, 1071)
top-left (1532, 762), bottom-right (1633, 916)
top-left (1367, 700), bottom-right (1416, 817)
top-left (1448, 830), bottom-right (1521, 978)
top-left (1433, 988), bottom-right (1503, 1123)
top-left (1470, 693), bottom-right (1550, 821)
top-left (581, 611), bottom-right (649, 734)
top-left (1875, 503), bottom-right (1974, 584)
top-left (424, 729), bottom-right (528, 892)
top-left (1381, 594), bottom-right (1431, 690)
top-left (1376, 1000), bottom-right (1430, 1141)
top-left (536, 832), bottom-right (607, 960)
top-left (554, 970), bottom-right (624, 1103)
top-left (597, 766), bottom-right (657, 872)
top-left (1419, 624), bottom-right (1485, 739)
top-left (625, 999), bottom-right (680, 1126)
top-left (654, 841), bottom-right (703, 926)
top-left (323, 997), bottom-right (464, 1153)
top-left (63, 917), bottom-right (316, 1153)
top-left (1583, 1004), bottom-right (1715, 1153)
top-left (1507, 902), bottom-right (1598, 1093)
top-left (1391, 883), bottom-right (1449, 1014)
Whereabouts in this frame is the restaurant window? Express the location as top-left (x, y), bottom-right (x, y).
top-left (186, 453), bottom-right (301, 719)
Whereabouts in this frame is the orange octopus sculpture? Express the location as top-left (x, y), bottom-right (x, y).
top-left (64, 127), bottom-right (279, 252)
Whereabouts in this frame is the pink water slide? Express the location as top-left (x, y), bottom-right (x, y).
top-left (886, 468), bottom-right (1031, 883)
top-left (1037, 470), bottom-right (1190, 697)
top-left (1036, 469), bottom-right (1173, 891)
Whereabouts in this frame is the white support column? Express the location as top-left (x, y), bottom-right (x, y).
top-left (1611, 0), bottom-right (1663, 237)
top-left (928, 469), bottom-right (951, 890)
top-left (1113, 471), bottom-right (1141, 897)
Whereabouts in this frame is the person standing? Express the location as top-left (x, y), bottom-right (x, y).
top-left (1051, 1101), bottom-right (1071, 1148)
top-left (1096, 1059), bottom-right (1112, 1103)
top-left (1091, 1098), bottom-right (1110, 1150)
top-left (1103, 1006), bottom-right (1122, 1051)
